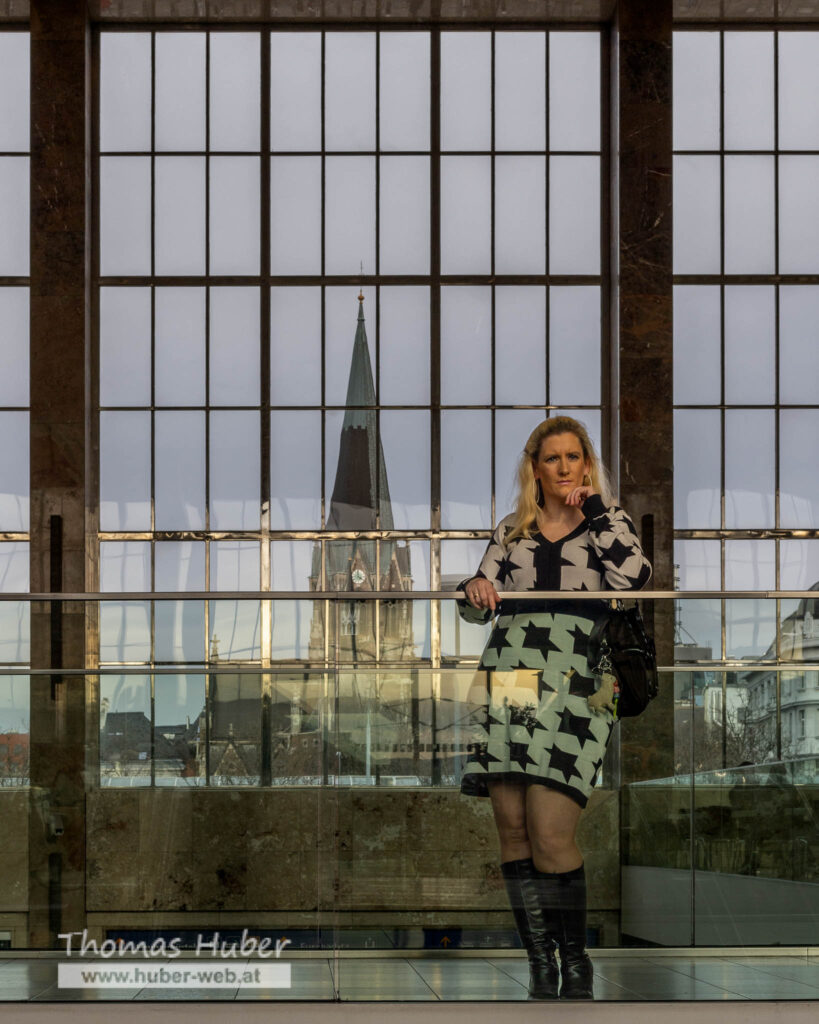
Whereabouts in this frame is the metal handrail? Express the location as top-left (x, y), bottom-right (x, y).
top-left (1, 590), bottom-right (818, 601)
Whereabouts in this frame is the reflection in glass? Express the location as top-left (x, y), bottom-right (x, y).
top-left (440, 540), bottom-right (493, 659)
top-left (155, 157), bottom-right (206, 275)
top-left (550, 287), bottom-right (600, 405)
top-left (380, 33), bottom-right (429, 152)
top-left (780, 539), bottom-right (819, 591)
top-left (726, 598), bottom-right (776, 660)
top-left (674, 541), bottom-right (721, 661)
top-left (724, 156), bottom-right (775, 274)
top-left (100, 288), bottom-right (151, 408)
top-left (155, 288), bottom-right (206, 407)
top-left (209, 288), bottom-right (260, 407)
top-left (155, 602), bottom-right (205, 663)
top-left (0, 288), bottom-right (28, 407)
top-left (674, 409), bottom-right (721, 530)
top-left (549, 32), bottom-right (600, 152)
top-left (673, 155), bottom-right (720, 274)
top-left (0, 543), bottom-right (29, 665)
top-left (324, 33), bottom-right (375, 152)
top-left (780, 409), bottom-right (819, 528)
top-left (100, 603), bottom-right (151, 663)
top-left (208, 602), bottom-right (261, 662)
top-left (495, 33), bottom-right (545, 151)
top-left (271, 542), bottom-right (314, 659)
top-left (270, 410), bottom-right (321, 529)
top-left (100, 674), bottom-right (151, 784)
top-left (673, 286), bottom-right (720, 406)
top-left (269, 672), bottom-right (324, 781)
top-left (155, 411), bottom-right (206, 530)
top-left (100, 541), bottom-right (150, 593)
top-left (209, 158), bottom-right (260, 275)
top-left (725, 410), bottom-right (775, 529)
top-left (209, 411), bottom-right (260, 530)
top-left (209, 33), bottom-right (260, 152)
top-left (209, 671), bottom-right (261, 785)
top-left (155, 33), bottom-right (206, 152)
top-left (379, 287), bottom-right (429, 406)
top-left (0, 159), bottom-right (28, 276)
top-left (495, 287), bottom-right (545, 407)
top-left (379, 157), bottom-right (430, 275)
top-left (725, 540), bottom-right (775, 591)
top-left (380, 411), bottom-right (430, 529)
top-left (154, 674), bottom-right (206, 785)
top-left (100, 32), bottom-right (149, 153)
top-left (780, 287), bottom-right (819, 405)
top-left (156, 542), bottom-right (206, 592)
top-left (270, 157), bottom-right (321, 275)
top-left (270, 33), bottom-right (320, 151)
top-left (549, 157), bottom-right (599, 274)
top-left (495, 157), bottom-right (546, 274)
top-left (100, 411), bottom-right (150, 531)
top-left (211, 540), bottom-right (260, 591)
top-left (441, 287), bottom-right (491, 406)
top-left (673, 31), bottom-right (719, 151)
top-left (325, 157), bottom-right (375, 276)
top-left (441, 411), bottom-right (490, 529)
top-left (440, 32), bottom-right (491, 151)
top-left (271, 287), bottom-right (321, 405)
top-left (779, 156), bottom-right (819, 273)
top-left (0, 675), bottom-right (29, 783)
top-left (724, 32), bottom-right (774, 150)
top-left (441, 156), bottom-right (491, 274)
top-left (778, 33), bottom-right (819, 150)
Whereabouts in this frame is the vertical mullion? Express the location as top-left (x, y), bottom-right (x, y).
top-left (489, 31), bottom-right (496, 527)
top-left (260, 29), bottom-right (272, 786)
top-left (773, 30), bottom-right (782, 757)
top-left (599, 26), bottom-right (613, 468)
top-left (204, 31), bottom-right (212, 785)
top-left (430, 28), bottom-right (441, 670)
top-left (545, 30), bottom-right (551, 415)
top-left (719, 32), bottom-right (727, 665)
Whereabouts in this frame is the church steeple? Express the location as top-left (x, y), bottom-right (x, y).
top-left (326, 294), bottom-right (394, 531)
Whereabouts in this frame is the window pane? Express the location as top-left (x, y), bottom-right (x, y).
top-left (0, 543), bottom-right (29, 665)
top-left (271, 33), bottom-right (321, 151)
top-left (380, 411), bottom-right (430, 529)
top-left (325, 286), bottom-right (375, 407)
top-left (441, 411), bottom-right (491, 529)
top-left (100, 605), bottom-right (151, 663)
top-left (155, 288), bottom-right (206, 407)
top-left (673, 155), bottom-right (720, 274)
top-left (100, 32), bottom-right (149, 152)
top-left (212, 540), bottom-right (260, 590)
top-left (549, 157), bottom-right (599, 274)
top-left (779, 33), bottom-right (819, 150)
top-left (209, 157), bottom-right (260, 275)
top-left (674, 409), bottom-right (721, 529)
top-left (325, 33), bottom-right (375, 152)
top-left (495, 32), bottom-right (545, 151)
top-left (0, 288), bottom-right (28, 407)
top-left (100, 674), bottom-right (151, 781)
top-left (441, 33), bottom-right (491, 151)
top-left (270, 157), bottom-right (321, 275)
top-left (673, 32), bottom-right (719, 151)
top-left (380, 33), bottom-right (429, 152)
top-left (210, 33), bottom-right (260, 152)
top-left (100, 541), bottom-right (150, 592)
top-left (549, 286), bottom-right (600, 406)
top-left (780, 286), bottom-right (819, 405)
top-left (154, 674), bottom-right (205, 785)
top-left (495, 157), bottom-right (545, 274)
top-left (379, 287), bottom-right (429, 406)
top-left (675, 539), bottom-right (721, 590)
top-left (155, 411), bottom-right (206, 530)
top-left (379, 157), bottom-right (429, 275)
top-left (725, 409), bottom-right (775, 528)
top-left (0, 158), bottom-right (29, 276)
top-left (209, 411), bottom-right (260, 530)
top-left (210, 288), bottom-right (259, 407)
top-left (156, 542), bottom-right (206, 591)
top-left (724, 32), bottom-right (774, 151)
top-left (726, 598), bottom-right (776, 660)
top-left (155, 157), bottom-right (206, 275)
top-left (155, 603), bottom-right (205, 660)
top-left (271, 287), bottom-right (321, 405)
top-left (726, 540), bottom-right (776, 590)
top-left (100, 288), bottom-right (151, 407)
top-left (781, 540), bottom-right (819, 593)
top-left (155, 33), bottom-right (206, 151)
top-left (440, 539), bottom-right (494, 657)
top-left (441, 286), bottom-right (491, 406)
top-left (724, 286), bottom-right (775, 405)
top-left (325, 157), bottom-right (375, 276)
top-left (673, 286), bottom-right (720, 405)
top-left (724, 156), bottom-right (775, 274)
top-left (209, 602), bottom-right (261, 661)
top-left (441, 156), bottom-right (491, 274)
top-left (495, 287), bottom-right (546, 407)
top-left (781, 409), bottom-right (819, 529)
top-left (549, 32), bottom-right (599, 152)
top-left (270, 410), bottom-right (321, 528)
top-left (100, 411), bottom-right (150, 531)
top-left (779, 157), bottom-right (819, 274)
top-left (100, 158), bottom-right (151, 276)
top-left (495, 411), bottom-right (540, 514)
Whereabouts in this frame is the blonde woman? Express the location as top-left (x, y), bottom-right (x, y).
top-left (458, 416), bottom-right (651, 1000)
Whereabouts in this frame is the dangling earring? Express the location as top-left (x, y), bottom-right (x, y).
top-left (582, 473), bottom-right (591, 487)
top-left (533, 479), bottom-right (543, 506)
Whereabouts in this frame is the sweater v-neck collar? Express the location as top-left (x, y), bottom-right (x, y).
top-left (532, 519), bottom-right (587, 547)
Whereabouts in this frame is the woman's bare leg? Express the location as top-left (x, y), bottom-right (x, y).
top-left (488, 780), bottom-right (531, 863)
top-left (525, 786), bottom-right (584, 874)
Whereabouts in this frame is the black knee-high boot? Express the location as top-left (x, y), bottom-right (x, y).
top-left (501, 859), bottom-right (559, 1000)
top-left (551, 863), bottom-right (594, 1000)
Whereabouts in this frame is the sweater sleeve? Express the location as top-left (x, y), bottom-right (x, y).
top-left (581, 493), bottom-right (652, 591)
top-left (456, 521), bottom-right (510, 625)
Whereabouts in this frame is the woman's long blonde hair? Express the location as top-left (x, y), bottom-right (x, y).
top-left (505, 416), bottom-right (615, 545)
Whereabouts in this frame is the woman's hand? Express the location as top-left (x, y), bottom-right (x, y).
top-left (464, 577), bottom-right (501, 613)
top-left (565, 485), bottom-right (596, 507)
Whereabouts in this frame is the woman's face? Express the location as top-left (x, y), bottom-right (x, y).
top-left (532, 432), bottom-right (590, 504)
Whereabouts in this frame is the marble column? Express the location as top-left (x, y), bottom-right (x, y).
top-left (614, 0), bottom-right (674, 783)
top-left (28, 0), bottom-right (90, 946)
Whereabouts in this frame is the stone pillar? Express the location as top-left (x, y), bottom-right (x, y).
top-left (614, 0), bottom-right (674, 783)
top-left (28, 0), bottom-right (89, 946)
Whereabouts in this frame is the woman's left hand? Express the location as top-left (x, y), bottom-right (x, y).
top-left (565, 485), bottom-right (596, 507)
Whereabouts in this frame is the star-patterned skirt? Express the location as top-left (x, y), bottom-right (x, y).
top-left (460, 608), bottom-right (615, 808)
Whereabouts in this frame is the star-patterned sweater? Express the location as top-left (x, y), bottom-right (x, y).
top-left (458, 493), bottom-right (652, 625)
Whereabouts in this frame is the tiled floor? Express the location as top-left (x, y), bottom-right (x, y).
top-left (2, 953), bottom-right (818, 1002)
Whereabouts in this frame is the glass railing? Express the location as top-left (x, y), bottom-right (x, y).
top-left (0, 591), bottom-right (817, 999)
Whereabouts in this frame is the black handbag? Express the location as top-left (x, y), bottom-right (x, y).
top-left (587, 599), bottom-right (658, 718)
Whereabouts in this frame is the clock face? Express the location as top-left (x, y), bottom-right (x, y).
top-left (351, 569), bottom-right (366, 586)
